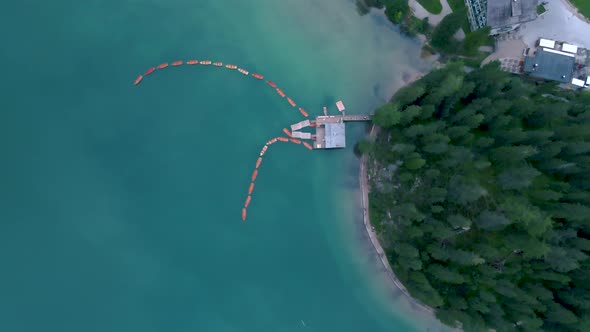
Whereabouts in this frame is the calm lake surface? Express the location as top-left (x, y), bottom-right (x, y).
top-left (0, 0), bottom-right (443, 331)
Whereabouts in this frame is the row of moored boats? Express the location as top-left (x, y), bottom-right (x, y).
top-left (133, 60), bottom-right (308, 118)
top-left (134, 60), bottom-right (243, 85)
top-left (242, 133), bottom-right (313, 221)
top-left (133, 59), bottom-right (314, 222)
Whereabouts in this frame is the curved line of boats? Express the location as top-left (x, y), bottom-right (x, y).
top-left (133, 59), bottom-right (317, 222)
top-left (133, 59), bottom-right (307, 118)
top-left (241, 135), bottom-right (313, 221)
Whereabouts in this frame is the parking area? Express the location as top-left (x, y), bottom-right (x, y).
top-left (483, 0), bottom-right (590, 81)
top-left (516, 0), bottom-right (590, 49)
top-left (482, 38), bottom-right (527, 66)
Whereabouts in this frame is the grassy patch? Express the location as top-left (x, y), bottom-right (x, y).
top-left (430, 9), bottom-right (466, 52)
top-left (537, 4), bottom-right (546, 15)
top-left (444, 0), bottom-right (470, 31)
top-left (404, 16), bottom-right (432, 37)
top-left (570, 0), bottom-right (590, 19)
top-left (416, 0), bottom-right (443, 14)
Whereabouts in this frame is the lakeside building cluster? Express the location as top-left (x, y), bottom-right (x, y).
top-left (463, 0), bottom-right (589, 89)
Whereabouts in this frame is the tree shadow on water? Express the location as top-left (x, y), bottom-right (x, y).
top-left (355, 0), bottom-right (384, 16)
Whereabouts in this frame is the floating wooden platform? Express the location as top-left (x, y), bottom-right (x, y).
top-left (313, 115), bottom-right (371, 149)
top-left (288, 101), bottom-right (372, 150)
top-left (290, 120), bottom-right (310, 131)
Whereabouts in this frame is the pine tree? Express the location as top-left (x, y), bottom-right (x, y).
top-left (400, 105), bottom-right (422, 126)
top-left (490, 145), bottom-right (537, 164)
top-left (404, 152), bottom-right (426, 170)
top-left (392, 83), bottom-right (426, 107)
top-left (367, 63), bottom-right (590, 331)
top-left (373, 102), bottom-right (401, 127)
top-left (428, 264), bottom-right (466, 284)
top-left (448, 176), bottom-right (486, 205)
top-left (545, 302), bottom-right (578, 325)
top-left (497, 167), bottom-right (541, 190)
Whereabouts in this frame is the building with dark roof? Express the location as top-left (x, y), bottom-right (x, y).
top-left (465, 0), bottom-right (538, 34)
top-left (523, 49), bottom-right (576, 83)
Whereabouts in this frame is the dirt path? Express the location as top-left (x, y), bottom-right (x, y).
top-left (408, 0), bottom-right (453, 26)
top-left (482, 39), bottom-right (527, 65)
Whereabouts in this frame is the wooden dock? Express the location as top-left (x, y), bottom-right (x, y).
top-left (290, 101), bottom-right (372, 150)
top-left (342, 115), bottom-right (371, 122)
top-left (312, 114), bottom-right (372, 149)
top-left (314, 115), bottom-right (372, 125)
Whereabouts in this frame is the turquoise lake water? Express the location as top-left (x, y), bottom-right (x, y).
top-left (0, 0), bottom-right (443, 331)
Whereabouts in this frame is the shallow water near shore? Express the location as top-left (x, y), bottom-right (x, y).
top-left (0, 0), bottom-right (441, 331)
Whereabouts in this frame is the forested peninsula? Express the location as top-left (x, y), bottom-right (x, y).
top-left (364, 62), bottom-right (590, 331)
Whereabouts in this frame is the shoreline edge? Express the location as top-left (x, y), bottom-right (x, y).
top-left (359, 124), bottom-right (435, 315)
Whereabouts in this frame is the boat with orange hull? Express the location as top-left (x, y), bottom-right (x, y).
top-left (133, 75), bottom-right (143, 85)
top-left (287, 97), bottom-right (296, 107)
top-left (255, 157), bottom-right (262, 169)
top-left (186, 60), bottom-right (199, 65)
top-left (252, 73), bottom-right (263, 80)
top-left (271, 138), bottom-right (277, 144)
top-left (282, 128), bottom-right (292, 137)
top-left (290, 138), bottom-right (301, 144)
top-left (252, 170), bottom-right (258, 182)
top-left (213, 62), bottom-right (223, 67)
top-left (260, 146), bottom-right (268, 156)
top-left (244, 195), bottom-right (252, 208)
top-left (303, 142), bottom-right (313, 150)
top-left (225, 64), bottom-right (237, 69)
top-left (172, 61), bottom-right (183, 66)
top-left (310, 121), bottom-right (316, 127)
top-left (145, 67), bottom-right (156, 75)
top-left (277, 137), bottom-right (289, 142)
top-left (276, 88), bottom-right (286, 98)
top-left (248, 183), bottom-right (255, 195)
top-left (298, 108), bottom-right (308, 117)
top-left (157, 63), bottom-right (169, 69)
top-left (266, 81), bottom-right (277, 88)
top-left (200, 60), bottom-right (211, 65)
top-left (242, 208), bottom-right (247, 221)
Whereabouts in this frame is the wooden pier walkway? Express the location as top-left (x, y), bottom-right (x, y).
top-left (288, 99), bottom-right (373, 150)
top-left (310, 114), bottom-right (372, 149)
top-left (342, 115), bottom-right (371, 122)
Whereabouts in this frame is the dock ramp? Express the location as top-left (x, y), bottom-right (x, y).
top-left (291, 120), bottom-right (310, 131)
top-left (291, 131), bottom-right (312, 139)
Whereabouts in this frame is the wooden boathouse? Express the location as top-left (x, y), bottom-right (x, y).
top-left (289, 101), bottom-right (371, 149)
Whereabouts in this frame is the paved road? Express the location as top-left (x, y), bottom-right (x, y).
top-left (409, 0), bottom-right (452, 26)
top-left (516, 0), bottom-right (590, 49)
top-left (482, 38), bottom-right (527, 65)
